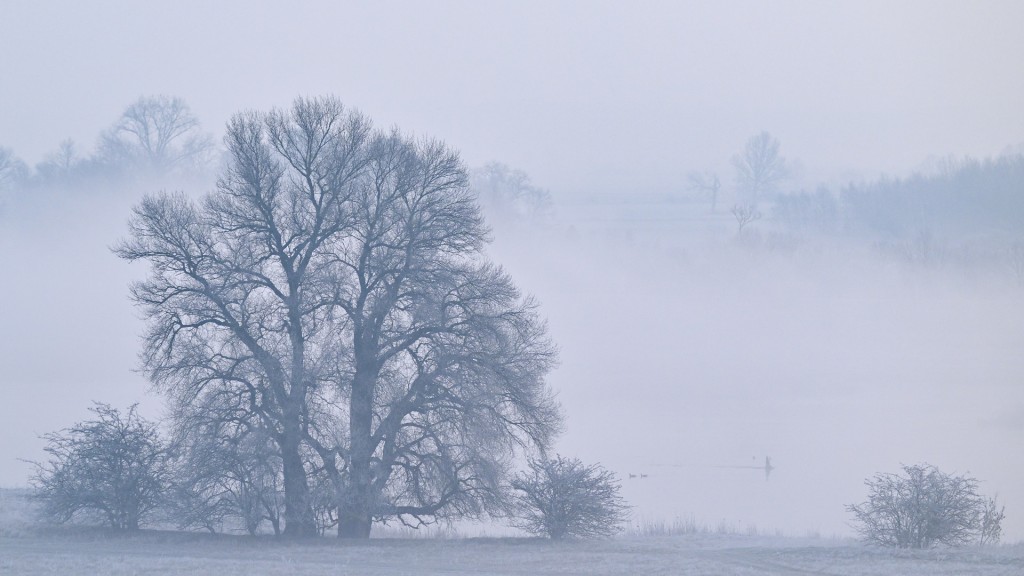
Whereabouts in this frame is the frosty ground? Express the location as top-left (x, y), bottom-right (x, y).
top-left (4, 530), bottom-right (1024, 576)
top-left (3, 492), bottom-right (1021, 576)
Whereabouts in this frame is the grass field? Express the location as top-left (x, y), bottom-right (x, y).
top-left (3, 490), bottom-right (1023, 575)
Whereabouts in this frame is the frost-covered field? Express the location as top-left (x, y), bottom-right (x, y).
top-left (3, 491), bottom-right (1022, 576)
top-left (3, 531), bottom-right (1023, 576)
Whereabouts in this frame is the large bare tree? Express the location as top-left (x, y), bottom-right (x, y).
top-left (117, 96), bottom-right (560, 538)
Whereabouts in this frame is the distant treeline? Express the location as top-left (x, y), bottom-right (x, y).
top-left (774, 154), bottom-right (1024, 239)
top-left (0, 95), bottom-right (215, 196)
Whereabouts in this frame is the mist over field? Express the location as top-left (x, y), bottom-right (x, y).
top-left (487, 203), bottom-right (1024, 539)
top-left (3, 168), bottom-right (1023, 541)
top-left (2, 0), bottom-right (1023, 556)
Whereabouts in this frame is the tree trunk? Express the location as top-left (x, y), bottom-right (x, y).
top-left (280, 421), bottom-right (317, 537)
top-left (338, 369), bottom-right (375, 538)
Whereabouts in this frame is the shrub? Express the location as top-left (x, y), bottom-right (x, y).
top-left (30, 403), bottom-right (169, 531)
top-left (510, 455), bottom-right (630, 540)
top-left (847, 463), bottom-right (1004, 548)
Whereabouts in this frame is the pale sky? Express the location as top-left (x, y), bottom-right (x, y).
top-left (2, 0), bottom-right (1023, 194)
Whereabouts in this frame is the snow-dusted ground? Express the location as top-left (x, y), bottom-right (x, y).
top-left (2, 490), bottom-right (1022, 575)
top-left (2, 531), bottom-right (1023, 576)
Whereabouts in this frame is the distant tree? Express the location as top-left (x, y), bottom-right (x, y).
top-left (30, 403), bottom-right (169, 531)
top-left (511, 455), bottom-right (630, 540)
top-left (732, 131), bottom-right (788, 205)
top-left (847, 463), bottom-right (1003, 548)
top-left (773, 187), bottom-right (839, 233)
top-left (0, 146), bottom-right (28, 191)
top-left (97, 95), bottom-right (213, 175)
top-left (471, 162), bottom-right (553, 225)
top-left (687, 171), bottom-right (721, 212)
top-left (731, 204), bottom-right (762, 235)
top-left (34, 139), bottom-right (82, 183)
top-left (840, 153), bottom-right (1024, 237)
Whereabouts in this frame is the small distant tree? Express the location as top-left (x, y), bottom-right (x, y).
top-left (510, 455), bottom-right (630, 540)
top-left (0, 146), bottom-right (28, 191)
top-left (847, 463), bottom-right (1004, 548)
top-left (30, 403), bottom-right (169, 531)
top-left (471, 162), bottom-right (553, 225)
top-left (731, 204), bottom-right (762, 235)
top-left (687, 171), bottom-right (721, 213)
top-left (732, 131), bottom-right (788, 205)
top-left (34, 139), bottom-right (81, 183)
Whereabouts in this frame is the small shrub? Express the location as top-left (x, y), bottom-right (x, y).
top-left (979, 495), bottom-right (1006, 546)
top-left (30, 403), bottom-right (169, 531)
top-left (510, 455), bottom-right (629, 540)
top-left (847, 463), bottom-right (1004, 548)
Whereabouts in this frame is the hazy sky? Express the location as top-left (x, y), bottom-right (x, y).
top-left (2, 0), bottom-right (1024, 540)
top-left (3, 0), bottom-right (1024, 195)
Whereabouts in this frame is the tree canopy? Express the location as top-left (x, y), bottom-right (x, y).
top-left (116, 95), bottom-right (561, 538)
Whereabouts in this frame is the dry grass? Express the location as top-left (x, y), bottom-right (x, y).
top-left (0, 487), bottom-right (41, 538)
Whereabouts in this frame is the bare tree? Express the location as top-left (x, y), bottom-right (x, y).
top-left (98, 95), bottom-right (212, 175)
top-left (511, 455), bottom-right (630, 540)
top-left (117, 96), bottom-right (560, 539)
top-left (732, 131), bottom-right (788, 205)
top-left (687, 171), bottom-right (720, 212)
top-left (470, 162), bottom-right (553, 225)
top-left (731, 204), bottom-right (762, 235)
top-left (0, 146), bottom-right (28, 191)
top-left (34, 139), bottom-right (81, 182)
top-left (30, 403), bottom-right (169, 531)
top-left (116, 97), bottom-right (371, 537)
top-left (847, 463), bottom-right (1003, 548)
top-left (308, 132), bottom-right (561, 538)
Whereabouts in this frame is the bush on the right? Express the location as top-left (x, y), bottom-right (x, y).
top-left (847, 463), bottom-right (1004, 548)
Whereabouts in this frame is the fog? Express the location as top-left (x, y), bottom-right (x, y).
top-left (486, 211), bottom-right (1024, 538)
top-left (2, 0), bottom-right (1023, 542)
top-left (4, 1), bottom-right (1024, 194)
